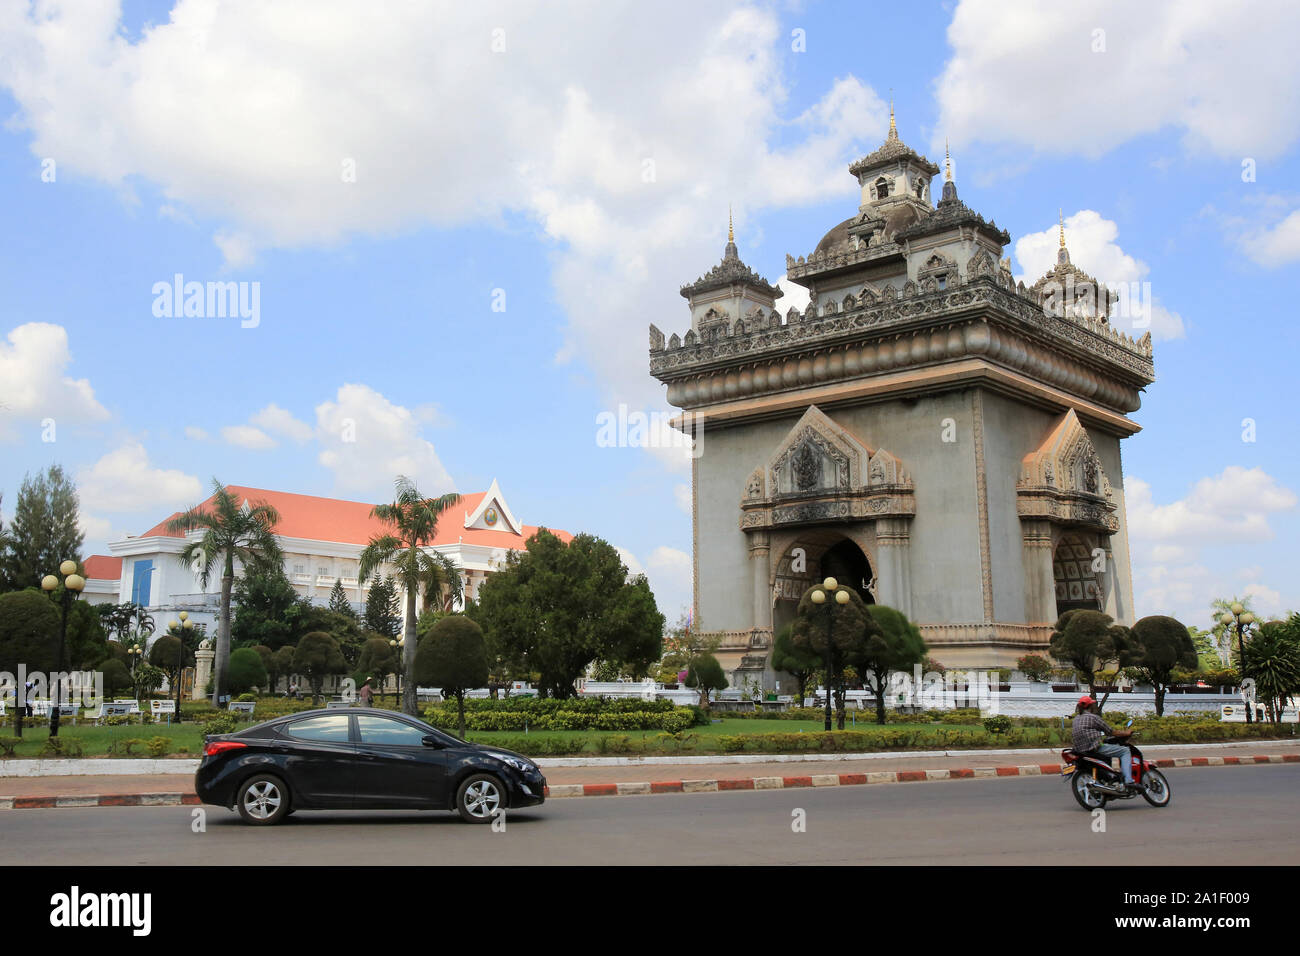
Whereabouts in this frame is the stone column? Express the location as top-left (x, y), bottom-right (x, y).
top-left (193, 644), bottom-right (214, 701)
top-left (1021, 520), bottom-right (1056, 623)
top-left (748, 532), bottom-right (772, 630)
top-left (874, 518), bottom-right (913, 618)
top-left (1099, 539), bottom-right (1124, 622)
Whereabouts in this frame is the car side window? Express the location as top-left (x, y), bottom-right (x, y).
top-left (284, 714), bottom-right (351, 742)
top-left (357, 714), bottom-right (429, 747)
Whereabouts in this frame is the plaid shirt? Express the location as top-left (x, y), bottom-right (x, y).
top-left (1071, 711), bottom-right (1113, 753)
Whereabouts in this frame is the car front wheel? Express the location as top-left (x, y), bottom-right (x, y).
top-left (456, 774), bottom-right (504, 824)
top-left (236, 774), bottom-right (291, 825)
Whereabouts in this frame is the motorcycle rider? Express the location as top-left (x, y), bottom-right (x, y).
top-left (1071, 695), bottom-right (1137, 792)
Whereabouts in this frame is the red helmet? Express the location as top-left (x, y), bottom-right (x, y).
top-left (1077, 695), bottom-right (1096, 707)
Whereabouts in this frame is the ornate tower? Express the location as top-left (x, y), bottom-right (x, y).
top-left (649, 118), bottom-right (1155, 682)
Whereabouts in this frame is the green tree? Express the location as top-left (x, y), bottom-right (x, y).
top-left (1016, 653), bottom-right (1053, 682)
top-left (64, 597), bottom-right (109, 669)
top-left (770, 623), bottom-right (818, 704)
top-left (328, 579), bottom-right (356, 618)
top-left (1120, 615), bottom-right (1198, 716)
top-left (654, 612), bottom-right (718, 684)
top-left (684, 653), bottom-right (727, 708)
top-left (474, 530), bottom-right (663, 698)
top-left (231, 564), bottom-right (303, 650)
top-left (1048, 609), bottom-right (1126, 698)
top-left (227, 647), bottom-right (269, 694)
top-left (1245, 617), bottom-right (1300, 725)
top-left (293, 605), bottom-right (366, 667)
top-left (253, 645), bottom-right (275, 692)
top-left (148, 634), bottom-right (192, 705)
top-left (792, 582), bottom-right (874, 728)
top-left (850, 604), bottom-right (925, 726)
top-left (272, 646), bottom-right (297, 695)
top-left (0, 589), bottom-right (59, 674)
top-left (96, 602), bottom-right (137, 642)
top-left (0, 465), bottom-right (84, 591)
top-left (131, 662), bottom-right (166, 700)
top-left (167, 480), bottom-right (282, 707)
top-left (356, 635), bottom-right (397, 700)
top-left (358, 477), bottom-right (462, 716)
top-left (363, 575), bottom-right (402, 639)
top-left (100, 658), bottom-right (131, 696)
top-left (415, 615), bottom-right (489, 737)
top-left (292, 631), bottom-right (347, 704)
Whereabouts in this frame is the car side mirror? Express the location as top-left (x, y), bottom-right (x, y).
top-left (422, 735), bottom-right (442, 748)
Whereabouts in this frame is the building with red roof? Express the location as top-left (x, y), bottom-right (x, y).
top-left (88, 479), bottom-right (569, 632)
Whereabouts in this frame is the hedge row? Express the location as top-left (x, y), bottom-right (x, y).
top-left (423, 706), bottom-right (696, 733)
top-left (433, 696), bottom-right (680, 714)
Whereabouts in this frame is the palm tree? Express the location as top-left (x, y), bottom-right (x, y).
top-left (167, 480), bottom-right (282, 707)
top-left (358, 477), bottom-right (462, 715)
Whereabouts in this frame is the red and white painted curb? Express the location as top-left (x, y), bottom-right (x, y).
top-left (541, 753), bottom-right (1300, 799)
top-left (1, 754), bottom-right (1294, 809)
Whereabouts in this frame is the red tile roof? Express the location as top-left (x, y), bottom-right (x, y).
top-left (82, 555), bottom-right (122, 580)
top-left (136, 486), bottom-right (570, 550)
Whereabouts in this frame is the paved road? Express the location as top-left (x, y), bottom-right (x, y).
top-left (11, 765), bottom-right (1299, 865)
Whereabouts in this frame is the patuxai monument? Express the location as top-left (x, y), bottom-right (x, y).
top-left (649, 109), bottom-right (1155, 686)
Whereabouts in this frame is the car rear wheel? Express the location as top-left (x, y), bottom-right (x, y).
top-left (236, 774), bottom-right (290, 825)
top-left (456, 773), bottom-right (504, 824)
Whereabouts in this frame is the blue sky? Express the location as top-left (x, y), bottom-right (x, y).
top-left (1, 0), bottom-right (1298, 629)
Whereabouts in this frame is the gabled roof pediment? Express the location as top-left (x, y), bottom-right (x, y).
top-left (462, 478), bottom-right (522, 535)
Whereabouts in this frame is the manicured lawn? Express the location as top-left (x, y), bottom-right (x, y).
top-left (0, 722), bottom-right (206, 758)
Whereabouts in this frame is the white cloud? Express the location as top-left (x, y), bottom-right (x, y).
top-left (314, 384), bottom-right (454, 498)
top-left (1128, 468), bottom-right (1298, 623)
top-left (220, 424), bottom-right (276, 450)
top-left (76, 441), bottom-right (202, 515)
top-left (618, 544), bottom-right (692, 621)
top-left (0, 323), bottom-right (109, 439)
top-left (674, 483), bottom-right (692, 515)
top-left (250, 403), bottom-right (312, 443)
top-left (1238, 208), bottom-right (1300, 267)
top-left (0, 2), bottom-right (883, 408)
top-left (775, 274), bottom-right (810, 317)
top-left (935, 0), bottom-right (1300, 160)
top-left (183, 425), bottom-right (210, 441)
top-left (1014, 210), bottom-right (1185, 341)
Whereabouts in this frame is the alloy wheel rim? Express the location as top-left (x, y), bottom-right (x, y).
top-left (465, 780), bottom-right (501, 818)
top-left (244, 781), bottom-right (282, 819)
top-left (1075, 774), bottom-right (1103, 807)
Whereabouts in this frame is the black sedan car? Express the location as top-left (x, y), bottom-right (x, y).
top-left (196, 708), bottom-right (546, 824)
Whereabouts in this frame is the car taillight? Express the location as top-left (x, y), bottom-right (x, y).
top-left (204, 740), bottom-right (248, 756)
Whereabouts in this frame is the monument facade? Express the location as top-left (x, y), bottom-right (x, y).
top-left (649, 111), bottom-right (1155, 686)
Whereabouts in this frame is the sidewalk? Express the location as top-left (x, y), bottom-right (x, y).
top-left (3, 738), bottom-right (1298, 807)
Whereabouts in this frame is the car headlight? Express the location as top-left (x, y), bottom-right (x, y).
top-left (488, 753), bottom-right (535, 773)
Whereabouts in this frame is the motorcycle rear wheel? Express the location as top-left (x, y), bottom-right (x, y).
top-left (1141, 768), bottom-right (1172, 807)
top-left (1071, 770), bottom-right (1109, 810)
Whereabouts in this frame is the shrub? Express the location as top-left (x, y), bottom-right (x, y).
top-left (236, 693), bottom-right (256, 702)
top-left (201, 714), bottom-right (238, 737)
top-left (146, 736), bottom-right (171, 757)
top-left (40, 737), bottom-right (84, 757)
top-left (105, 714), bottom-right (131, 727)
top-left (983, 714), bottom-right (1012, 734)
top-left (0, 736), bottom-right (20, 757)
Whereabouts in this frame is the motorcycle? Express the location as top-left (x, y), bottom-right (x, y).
top-left (1060, 720), bottom-right (1172, 810)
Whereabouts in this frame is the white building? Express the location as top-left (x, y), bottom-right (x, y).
top-left (87, 479), bottom-right (569, 630)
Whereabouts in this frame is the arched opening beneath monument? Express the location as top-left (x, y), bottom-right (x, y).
top-left (1052, 533), bottom-right (1101, 618)
top-left (771, 532), bottom-right (875, 641)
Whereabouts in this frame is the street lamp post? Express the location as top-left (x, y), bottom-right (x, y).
top-left (389, 638), bottom-right (404, 704)
top-left (809, 577), bottom-right (850, 732)
top-left (41, 560), bottom-right (86, 739)
top-left (168, 612), bottom-right (193, 713)
top-left (1221, 604), bottom-right (1256, 723)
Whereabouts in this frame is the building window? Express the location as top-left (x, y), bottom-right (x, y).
top-left (317, 566), bottom-right (329, 577)
top-left (874, 177), bottom-right (890, 199)
top-left (293, 563), bottom-right (305, 575)
top-left (131, 559), bottom-right (153, 606)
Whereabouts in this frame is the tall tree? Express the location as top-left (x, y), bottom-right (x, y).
top-left (1049, 609), bottom-right (1126, 698)
top-left (292, 631), bottom-right (347, 704)
top-left (1245, 617), bottom-right (1300, 724)
top-left (358, 477), bottom-right (462, 715)
top-left (415, 615), bottom-right (489, 737)
top-left (850, 604), bottom-right (926, 726)
top-left (771, 623), bottom-right (819, 705)
top-left (2, 465), bottom-right (84, 590)
top-left (363, 576), bottom-right (402, 638)
top-left (1120, 615), bottom-right (1198, 716)
top-left (167, 480), bottom-right (282, 707)
top-left (231, 563), bottom-right (303, 650)
top-left (328, 579), bottom-right (356, 618)
top-left (473, 529), bottom-right (665, 698)
top-left (792, 581), bottom-right (875, 728)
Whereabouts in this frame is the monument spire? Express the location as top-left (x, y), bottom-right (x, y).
top-left (1057, 208), bottom-right (1071, 265)
top-left (945, 138), bottom-right (952, 182)
top-left (888, 91), bottom-right (898, 141)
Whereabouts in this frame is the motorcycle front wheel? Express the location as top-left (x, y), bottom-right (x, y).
top-left (1071, 770), bottom-right (1108, 810)
top-left (1141, 768), bottom-right (1172, 807)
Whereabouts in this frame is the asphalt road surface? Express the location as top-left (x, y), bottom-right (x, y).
top-left (9, 765), bottom-right (1299, 865)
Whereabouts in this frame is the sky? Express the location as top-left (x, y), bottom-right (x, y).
top-left (1, 0), bottom-right (1298, 631)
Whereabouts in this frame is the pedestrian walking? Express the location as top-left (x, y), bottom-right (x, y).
top-left (360, 677), bottom-right (374, 707)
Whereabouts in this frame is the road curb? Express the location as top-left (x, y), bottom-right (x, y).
top-left (2, 753), bottom-right (1296, 810)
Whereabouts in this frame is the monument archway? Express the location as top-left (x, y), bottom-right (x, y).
top-left (1052, 533), bottom-right (1102, 616)
top-left (770, 531), bottom-right (876, 638)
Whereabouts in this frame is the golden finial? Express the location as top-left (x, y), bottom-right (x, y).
top-left (888, 91), bottom-right (897, 140)
top-left (945, 138), bottom-right (952, 182)
top-left (728, 205), bottom-right (734, 243)
top-left (1059, 208), bottom-right (1065, 248)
